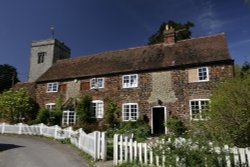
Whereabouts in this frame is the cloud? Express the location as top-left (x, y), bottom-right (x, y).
top-left (197, 0), bottom-right (225, 34)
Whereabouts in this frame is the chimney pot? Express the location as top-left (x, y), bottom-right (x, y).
top-left (164, 24), bottom-right (176, 45)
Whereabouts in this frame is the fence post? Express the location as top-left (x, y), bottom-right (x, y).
top-left (68, 126), bottom-right (73, 138)
top-left (101, 132), bottom-right (107, 160)
top-left (54, 125), bottom-right (58, 139)
top-left (113, 134), bottom-right (119, 166)
top-left (18, 123), bottom-right (22, 135)
top-left (39, 123), bottom-right (44, 136)
top-left (97, 131), bottom-right (101, 159)
top-left (1, 123), bottom-right (5, 134)
top-left (78, 128), bottom-right (82, 149)
top-left (93, 131), bottom-right (98, 161)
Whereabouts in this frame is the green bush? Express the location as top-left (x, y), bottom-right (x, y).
top-left (166, 116), bottom-right (187, 137)
top-left (149, 136), bottom-right (226, 167)
top-left (107, 120), bottom-right (150, 141)
top-left (206, 75), bottom-right (250, 147)
top-left (103, 100), bottom-right (119, 128)
top-left (35, 108), bottom-right (50, 124)
top-left (76, 95), bottom-right (92, 124)
top-left (116, 161), bottom-right (150, 167)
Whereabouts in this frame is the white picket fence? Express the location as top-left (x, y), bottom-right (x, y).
top-left (0, 122), bottom-right (106, 160)
top-left (113, 134), bottom-right (250, 166)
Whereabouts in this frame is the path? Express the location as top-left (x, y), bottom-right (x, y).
top-left (0, 135), bottom-right (89, 167)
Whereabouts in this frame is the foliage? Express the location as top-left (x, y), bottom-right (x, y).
top-left (205, 75), bottom-right (250, 147)
top-left (107, 119), bottom-right (151, 142)
top-left (148, 20), bottom-right (194, 45)
top-left (53, 97), bottom-right (63, 125)
top-left (0, 64), bottom-right (19, 93)
top-left (240, 61), bottom-right (250, 77)
top-left (166, 116), bottom-right (187, 137)
top-left (150, 135), bottom-right (225, 167)
top-left (116, 161), bottom-right (150, 167)
top-left (76, 95), bottom-right (92, 124)
top-left (0, 89), bottom-right (37, 123)
top-left (103, 100), bottom-right (119, 128)
top-left (35, 108), bottom-right (50, 124)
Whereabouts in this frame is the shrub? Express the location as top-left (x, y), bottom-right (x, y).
top-left (103, 100), bottom-right (119, 128)
top-left (166, 116), bottom-right (187, 137)
top-left (35, 108), bottom-right (50, 124)
top-left (107, 120), bottom-right (150, 141)
top-left (76, 95), bottom-right (92, 124)
top-left (206, 76), bottom-right (250, 147)
top-left (149, 136), bottom-right (226, 167)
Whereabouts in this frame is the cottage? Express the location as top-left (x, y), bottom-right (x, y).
top-left (18, 28), bottom-right (234, 134)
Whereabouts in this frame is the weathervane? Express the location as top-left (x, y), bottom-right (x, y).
top-left (50, 26), bottom-right (55, 39)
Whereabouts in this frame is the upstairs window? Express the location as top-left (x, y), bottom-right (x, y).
top-left (122, 74), bottom-right (138, 88)
top-left (188, 67), bottom-right (209, 82)
top-left (190, 99), bottom-right (210, 120)
top-left (122, 103), bottom-right (138, 121)
top-left (90, 78), bottom-right (104, 89)
top-left (198, 67), bottom-right (209, 81)
top-left (37, 52), bottom-right (46, 64)
top-left (47, 82), bottom-right (59, 92)
top-left (92, 100), bottom-right (104, 118)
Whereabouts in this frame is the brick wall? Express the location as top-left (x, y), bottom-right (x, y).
top-left (35, 63), bottom-right (233, 121)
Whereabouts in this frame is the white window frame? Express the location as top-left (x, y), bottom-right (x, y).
top-left (122, 74), bottom-right (138, 88)
top-left (122, 103), bottom-right (139, 121)
top-left (92, 100), bottom-right (104, 118)
top-left (45, 103), bottom-right (56, 111)
top-left (189, 99), bottom-right (210, 120)
top-left (47, 82), bottom-right (59, 92)
top-left (90, 78), bottom-right (104, 89)
top-left (197, 67), bottom-right (209, 82)
top-left (62, 110), bottom-right (76, 126)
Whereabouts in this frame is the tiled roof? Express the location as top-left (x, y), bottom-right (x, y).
top-left (37, 33), bottom-right (233, 82)
top-left (14, 82), bottom-right (36, 99)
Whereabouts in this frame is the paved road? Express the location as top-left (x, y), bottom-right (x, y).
top-left (0, 135), bottom-right (89, 167)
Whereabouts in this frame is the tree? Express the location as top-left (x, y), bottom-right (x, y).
top-left (205, 75), bottom-right (250, 147)
top-left (0, 64), bottom-right (19, 93)
top-left (148, 21), bottom-right (194, 45)
top-left (0, 89), bottom-right (38, 123)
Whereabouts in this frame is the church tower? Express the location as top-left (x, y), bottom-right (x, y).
top-left (28, 38), bottom-right (71, 82)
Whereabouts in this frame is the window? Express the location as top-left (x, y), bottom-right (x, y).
top-left (62, 110), bottom-right (76, 126)
top-left (47, 82), bottom-right (59, 92)
top-left (198, 67), bottom-right (209, 81)
top-left (37, 52), bottom-right (46, 64)
top-left (122, 74), bottom-right (138, 88)
top-left (122, 103), bottom-right (138, 121)
top-left (80, 81), bottom-right (90, 90)
top-left (45, 103), bottom-right (56, 111)
top-left (90, 78), bottom-right (104, 89)
top-left (92, 100), bottom-right (104, 118)
top-left (188, 67), bottom-right (209, 82)
top-left (190, 99), bottom-right (210, 120)
top-left (59, 84), bottom-right (67, 93)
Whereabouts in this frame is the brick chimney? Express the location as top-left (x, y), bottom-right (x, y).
top-left (164, 25), bottom-right (175, 45)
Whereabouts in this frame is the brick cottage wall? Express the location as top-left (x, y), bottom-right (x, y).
top-left (35, 63), bottom-right (233, 123)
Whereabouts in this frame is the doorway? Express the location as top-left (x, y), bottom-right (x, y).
top-left (151, 107), bottom-right (166, 135)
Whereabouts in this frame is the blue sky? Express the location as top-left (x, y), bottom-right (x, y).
top-left (0, 0), bottom-right (250, 81)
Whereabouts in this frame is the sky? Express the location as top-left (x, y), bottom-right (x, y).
top-left (0, 0), bottom-right (250, 81)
